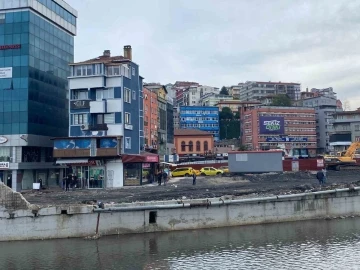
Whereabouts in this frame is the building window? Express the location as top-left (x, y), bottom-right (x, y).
top-left (181, 141), bottom-right (186, 152)
top-left (196, 141), bottom-right (201, 151)
top-left (132, 90), bottom-right (136, 100)
top-left (72, 114), bottom-right (88, 125)
top-left (104, 113), bottom-right (115, 124)
top-left (132, 67), bottom-right (135, 76)
top-left (96, 88), bottom-right (114, 100)
top-left (125, 137), bottom-right (131, 149)
top-left (0, 14), bottom-right (4, 24)
top-left (124, 88), bottom-right (131, 103)
top-left (72, 90), bottom-right (87, 100)
top-left (189, 141), bottom-right (193, 152)
top-left (75, 65), bottom-right (82, 76)
top-left (204, 141), bottom-right (208, 151)
top-left (125, 112), bottom-right (131, 124)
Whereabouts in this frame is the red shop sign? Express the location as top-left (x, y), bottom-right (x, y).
top-left (0, 44), bottom-right (21, 50)
top-left (145, 156), bottom-right (158, 162)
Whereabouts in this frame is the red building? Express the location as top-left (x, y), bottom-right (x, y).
top-left (241, 106), bottom-right (317, 155)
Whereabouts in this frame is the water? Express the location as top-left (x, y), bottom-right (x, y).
top-left (2, 218), bottom-right (360, 270)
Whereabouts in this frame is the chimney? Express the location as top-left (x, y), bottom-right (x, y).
top-left (124, 45), bottom-right (132, 60)
top-left (306, 87), bottom-right (308, 92)
top-left (103, 50), bottom-right (111, 57)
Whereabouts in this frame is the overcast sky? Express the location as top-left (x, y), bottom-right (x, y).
top-left (66, 0), bottom-right (360, 109)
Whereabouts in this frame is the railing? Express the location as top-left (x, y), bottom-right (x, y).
top-left (89, 124), bottom-right (108, 131)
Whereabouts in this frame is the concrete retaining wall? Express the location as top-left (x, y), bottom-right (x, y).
top-left (1, 187), bottom-right (360, 241)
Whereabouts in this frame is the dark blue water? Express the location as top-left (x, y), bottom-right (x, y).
top-left (1, 217), bottom-right (360, 269)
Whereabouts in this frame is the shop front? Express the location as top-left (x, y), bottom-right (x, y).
top-left (122, 153), bottom-right (159, 186)
top-left (56, 159), bottom-right (105, 189)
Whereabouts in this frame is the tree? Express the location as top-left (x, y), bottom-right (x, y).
top-left (220, 86), bottom-right (229, 95)
top-left (238, 145), bottom-right (248, 151)
top-left (219, 107), bottom-right (233, 120)
top-left (271, 94), bottom-right (292, 106)
top-left (234, 111), bottom-right (240, 119)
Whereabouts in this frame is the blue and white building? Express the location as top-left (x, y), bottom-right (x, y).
top-left (179, 106), bottom-right (219, 141)
top-left (52, 46), bottom-right (156, 188)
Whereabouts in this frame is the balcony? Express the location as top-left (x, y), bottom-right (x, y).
top-left (89, 124), bottom-right (108, 131)
top-left (70, 100), bottom-right (90, 110)
top-left (90, 100), bottom-right (106, 113)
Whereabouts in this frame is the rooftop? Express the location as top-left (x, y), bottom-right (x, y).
top-left (217, 100), bottom-right (262, 104)
top-left (174, 129), bottom-right (213, 136)
top-left (246, 81), bottom-right (301, 86)
top-left (71, 48), bottom-right (132, 65)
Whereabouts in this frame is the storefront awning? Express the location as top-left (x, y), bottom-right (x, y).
top-left (160, 162), bottom-right (177, 167)
top-left (56, 159), bottom-right (89, 165)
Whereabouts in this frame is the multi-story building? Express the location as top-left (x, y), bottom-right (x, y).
top-left (216, 100), bottom-right (260, 114)
top-left (310, 87), bottom-right (337, 98)
top-left (200, 93), bottom-right (233, 107)
top-left (173, 107), bottom-right (180, 130)
top-left (229, 84), bottom-right (242, 99)
top-left (174, 129), bottom-right (214, 156)
top-left (52, 47), bottom-right (157, 188)
top-left (166, 95), bottom-right (174, 155)
top-left (186, 85), bottom-right (219, 106)
top-left (300, 95), bottom-right (341, 153)
top-left (179, 106), bottom-right (219, 141)
top-left (143, 87), bottom-right (158, 152)
top-left (239, 81), bottom-right (301, 102)
top-left (330, 109), bottom-right (360, 153)
top-left (0, 0), bottom-right (77, 191)
top-left (144, 84), bottom-right (168, 158)
top-left (241, 106), bottom-right (317, 155)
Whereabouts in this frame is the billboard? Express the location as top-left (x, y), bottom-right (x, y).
top-left (0, 67), bottom-right (12, 79)
top-left (259, 116), bottom-right (284, 135)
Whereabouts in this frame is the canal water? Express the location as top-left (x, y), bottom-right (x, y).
top-left (1, 217), bottom-right (360, 270)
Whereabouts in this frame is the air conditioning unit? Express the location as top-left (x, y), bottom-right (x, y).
top-left (80, 124), bottom-right (89, 131)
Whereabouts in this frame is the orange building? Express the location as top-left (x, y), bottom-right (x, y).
top-left (143, 87), bottom-right (158, 150)
top-left (174, 129), bottom-right (214, 155)
top-left (241, 106), bottom-right (317, 155)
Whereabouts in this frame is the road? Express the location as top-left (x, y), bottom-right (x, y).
top-left (22, 170), bottom-right (360, 206)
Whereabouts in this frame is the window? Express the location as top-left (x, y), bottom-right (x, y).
top-left (0, 14), bottom-right (4, 24)
top-left (132, 67), bottom-right (135, 76)
top-left (189, 141), bottom-right (193, 151)
top-left (181, 141), bottom-right (186, 152)
top-left (196, 141), bottom-right (201, 151)
top-left (72, 90), bottom-right (87, 100)
top-left (75, 65), bottom-right (81, 76)
top-left (124, 88), bottom-right (131, 103)
top-left (87, 65), bottom-right (93, 76)
top-left (132, 90), bottom-right (136, 100)
top-left (125, 112), bottom-right (131, 124)
top-left (204, 141), bottom-right (208, 151)
top-left (96, 88), bottom-right (114, 100)
top-left (72, 114), bottom-right (87, 125)
top-left (125, 137), bottom-right (131, 149)
top-left (104, 113), bottom-right (115, 124)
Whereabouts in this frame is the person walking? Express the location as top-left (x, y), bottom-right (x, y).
top-left (322, 168), bottom-right (327, 184)
top-left (316, 170), bottom-right (324, 185)
top-left (157, 170), bottom-right (163, 186)
top-left (65, 175), bottom-right (71, 191)
top-left (192, 172), bottom-right (197, 186)
top-left (162, 170), bottom-right (168, 186)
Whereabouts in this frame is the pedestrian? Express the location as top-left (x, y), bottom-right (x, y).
top-left (192, 172), bottom-right (197, 185)
top-left (322, 168), bottom-right (327, 184)
top-left (316, 170), bottom-right (324, 185)
top-left (162, 170), bottom-right (168, 186)
top-left (157, 170), bottom-right (163, 186)
top-left (38, 178), bottom-right (43, 190)
top-left (65, 175), bottom-right (71, 191)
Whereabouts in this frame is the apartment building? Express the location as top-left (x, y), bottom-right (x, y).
top-left (200, 93), bottom-right (233, 107)
top-left (186, 85), bottom-right (219, 106)
top-left (239, 81), bottom-right (301, 102)
top-left (143, 87), bottom-right (158, 151)
top-left (241, 106), bottom-right (317, 155)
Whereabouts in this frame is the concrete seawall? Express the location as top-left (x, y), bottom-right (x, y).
top-left (1, 183), bottom-right (360, 241)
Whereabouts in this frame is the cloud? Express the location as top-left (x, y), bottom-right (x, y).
top-left (66, 0), bottom-right (360, 106)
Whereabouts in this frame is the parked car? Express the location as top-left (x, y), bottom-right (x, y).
top-left (172, 167), bottom-right (199, 177)
top-left (199, 167), bottom-right (224, 176)
top-left (219, 166), bottom-right (229, 173)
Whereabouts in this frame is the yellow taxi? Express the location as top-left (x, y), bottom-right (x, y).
top-left (172, 167), bottom-right (197, 177)
top-left (219, 166), bottom-right (229, 173)
top-left (199, 167), bottom-right (224, 176)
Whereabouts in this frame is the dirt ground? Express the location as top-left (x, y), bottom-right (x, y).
top-left (22, 170), bottom-right (360, 207)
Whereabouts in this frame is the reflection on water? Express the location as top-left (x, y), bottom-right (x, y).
top-left (1, 218), bottom-right (360, 270)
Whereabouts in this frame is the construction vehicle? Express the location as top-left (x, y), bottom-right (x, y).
top-left (324, 142), bottom-right (360, 170)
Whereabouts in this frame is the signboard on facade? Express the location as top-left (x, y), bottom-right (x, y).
top-left (70, 100), bottom-right (90, 109)
top-left (0, 136), bottom-right (8, 144)
top-left (145, 155), bottom-right (159, 162)
top-left (259, 116), bottom-right (285, 135)
top-left (355, 136), bottom-right (360, 142)
top-left (317, 159), bottom-right (324, 168)
top-left (266, 137), bottom-right (308, 142)
top-left (292, 161), bottom-right (299, 172)
top-left (0, 162), bottom-right (9, 169)
top-left (0, 68), bottom-right (12, 79)
top-left (0, 44), bottom-right (21, 50)
top-left (125, 124), bottom-right (133, 130)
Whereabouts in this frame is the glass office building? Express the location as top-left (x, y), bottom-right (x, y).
top-left (0, 0), bottom-right (77, 191)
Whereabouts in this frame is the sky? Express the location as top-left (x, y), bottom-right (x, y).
top-left (66, 0), bottom-right (360, 109)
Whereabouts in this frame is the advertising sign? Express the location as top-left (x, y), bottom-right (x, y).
top-left (266, 137), bottom-right (308, 142)
top-left (0, 162), bottom-right (9, 169)
top-left (0, 136), bottom-right (8, 144)
top-left (259, 116), bottom-right (285, 135)
top-left (0, 67), bottom-right (12, 79)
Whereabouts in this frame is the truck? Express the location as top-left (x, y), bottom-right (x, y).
top-left (324, 142), bottom-right (360, 170)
